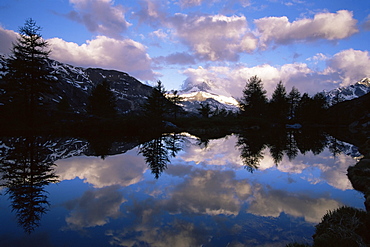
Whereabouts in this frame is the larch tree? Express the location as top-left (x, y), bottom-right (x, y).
top-left (239, 75), bottom-right (268, 118)
top-left (1, 18), bottom-right (54, 126)
top-left (269, 81), bottom-right (289, 122)
top-left (88, 80), bottom-right (117, 118)
top-left (287, 86), bottom-right (301, 121)
top-left (142, 80), bottom-right (170, 125)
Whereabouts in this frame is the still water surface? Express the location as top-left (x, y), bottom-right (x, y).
top-left (0, 133), bottom-right (365, 246)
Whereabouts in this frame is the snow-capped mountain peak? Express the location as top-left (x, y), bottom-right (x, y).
top-left (166, 90), bottom-right (239, 114)
top-left (324, 77), bottom-right (370, 106)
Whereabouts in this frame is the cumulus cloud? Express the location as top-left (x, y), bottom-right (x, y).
top-left (182, 48), bottom-right (370, 98)
top-left (168, 13), bottom-right (258, 61)
top-left (48, 35), bottom-right (156, 80)
top-left (55, 150), bottom-right (147, 188)
top-left (154, 52), bottom-right (196, 65)
top-left (0, 26), bottom-right (18, 54)
top-left (134, 0), bottom-right (168, 26)
top-left (177, 135), bottom-right (243, 167)
top-left (64, 185), bottom-right (125, 229)
top-left (326, 49), bottom-right (370, 86)
top-left (179, 0), bottom-right (251, 8)
top-left (306, 53), bottom-right (329, 63)
top-left (182, 62), bottom-right (325, 98)
top-left (255, 10), bottom-right (358, 48)
top-left (67, 0), bottom-right (131, 38)
top-left (163, 169), bottom-right (252, 215)
top-left (247, 185), bottom-right (342, 223)
top-left (109, 220), bottom-right (209, 247)
top-left (0, 25), bottom-right (156, 80)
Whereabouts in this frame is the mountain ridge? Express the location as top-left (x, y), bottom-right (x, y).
top-left (324, 78), bottom-right (370, 106)
top-left (0, 56), bottom-right (154, 114)
top-left (1, 55), bottom-right (369, 116)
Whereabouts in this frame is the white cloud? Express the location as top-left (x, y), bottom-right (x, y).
top-left (151, 29), bottom-right (168, 39)
top-left (182, 63), bottom-right (318, 98)
top-left (255, 10), bottom-right (358, 48)
top-left (67, 0), bottom-right (131, 38)
top-left (247, 185), bottom-right (342, 223)
top-left (177, 135), bottom-right (243, 167)
top-left (0, 25), bottom-right (156, 80)
top-left (179, 0), bottom-right (251, 8)
top-left (169, 13), bottom-right (258, 61)
top-left (55, 150), bottom-right (147, 188)
top-left (163, 169), bottom-right (252, 216)
top-left (307, 53), bottom-right (328, 63)
top-left (0, 26), bottom-right (18, 54)
top-left (326, 49), bottom-right (370, 87)
top-left (182, 48), bottom-right (370, 98)
top-left (64, 185), bottom-right (125, 229)
top-left (48, 35), bottom-right (156, 80)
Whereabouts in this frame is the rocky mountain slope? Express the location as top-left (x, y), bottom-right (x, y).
top-left (325, 89), bottom-right (370, 128)
top-left (324, 78), bottom-right (370, 106)
top-left (0, 56), bottom-right (154, 114)
top-left (173, 91), bottom-right (239, 114)
top-left (1, 54), bottom-right (369, 117)
top-left (168, 82), bottom-right (240, 114)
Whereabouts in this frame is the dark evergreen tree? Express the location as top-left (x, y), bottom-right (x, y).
top-left (239, 75), bottom-right (268, 119)
top-left (296, 92), bottom-right (328, 124)
top-left (197, 102), bottom-right (212, 118)
top-left (287, 86), bottom-right (301, 121)
top-left (88, 80), bottom-right (117, 118)
top-left (311, 92), bottom-right (328, 123)
top-left (1, 19), bottom-right (54, 126)
top-left (166, 90), bottom-right (183, 119)
top-left (141, 80), bottom-right (170, 126)
top-left (295, 93), bottom-right (312, 123)
top-left (269, 81), bottom-right (289, 122)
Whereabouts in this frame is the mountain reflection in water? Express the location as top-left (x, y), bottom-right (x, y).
top-left (0, 130), bottom-right (365, 246)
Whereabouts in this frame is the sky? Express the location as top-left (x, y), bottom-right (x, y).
top-left (0, 0), bottom-right (370, 98)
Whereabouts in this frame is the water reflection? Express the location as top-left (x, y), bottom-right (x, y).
top-left (0, 136), bottom-right (58, 233)
top-left (139, 133), bottom-right (184, 179)
top-left (236, 128), bottom-right (353, 172)
top-left (0, 129), bottom-right (366, 246)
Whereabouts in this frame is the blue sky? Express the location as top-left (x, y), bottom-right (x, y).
top-left (1, 0), bottom-right (369, 97)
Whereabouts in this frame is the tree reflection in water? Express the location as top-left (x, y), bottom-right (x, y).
top-left (236, 128), bottom-right (337, 172)
top-left (139, 133), bottom-right (184, 179)
top-left (236, 131), bottom-right (266, 172)
top-left (0, 136), bottom-right (58, 233)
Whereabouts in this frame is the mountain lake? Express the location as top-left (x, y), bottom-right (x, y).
top-left (0, 131), bottom-right (366, 247)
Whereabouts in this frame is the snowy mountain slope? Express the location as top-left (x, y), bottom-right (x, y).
top-left (0, 136), bottom-right (141, 165)
top-left (175, 77), bottom-right (370, 114)
top-left (167, 83), bottom-right (240, 114)
top-left (176, 91), bottom-right (239, 113)
top-left (324, 78), bottom-right (370, 106)
top-left (0, 56), bottom-right (154, 114)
